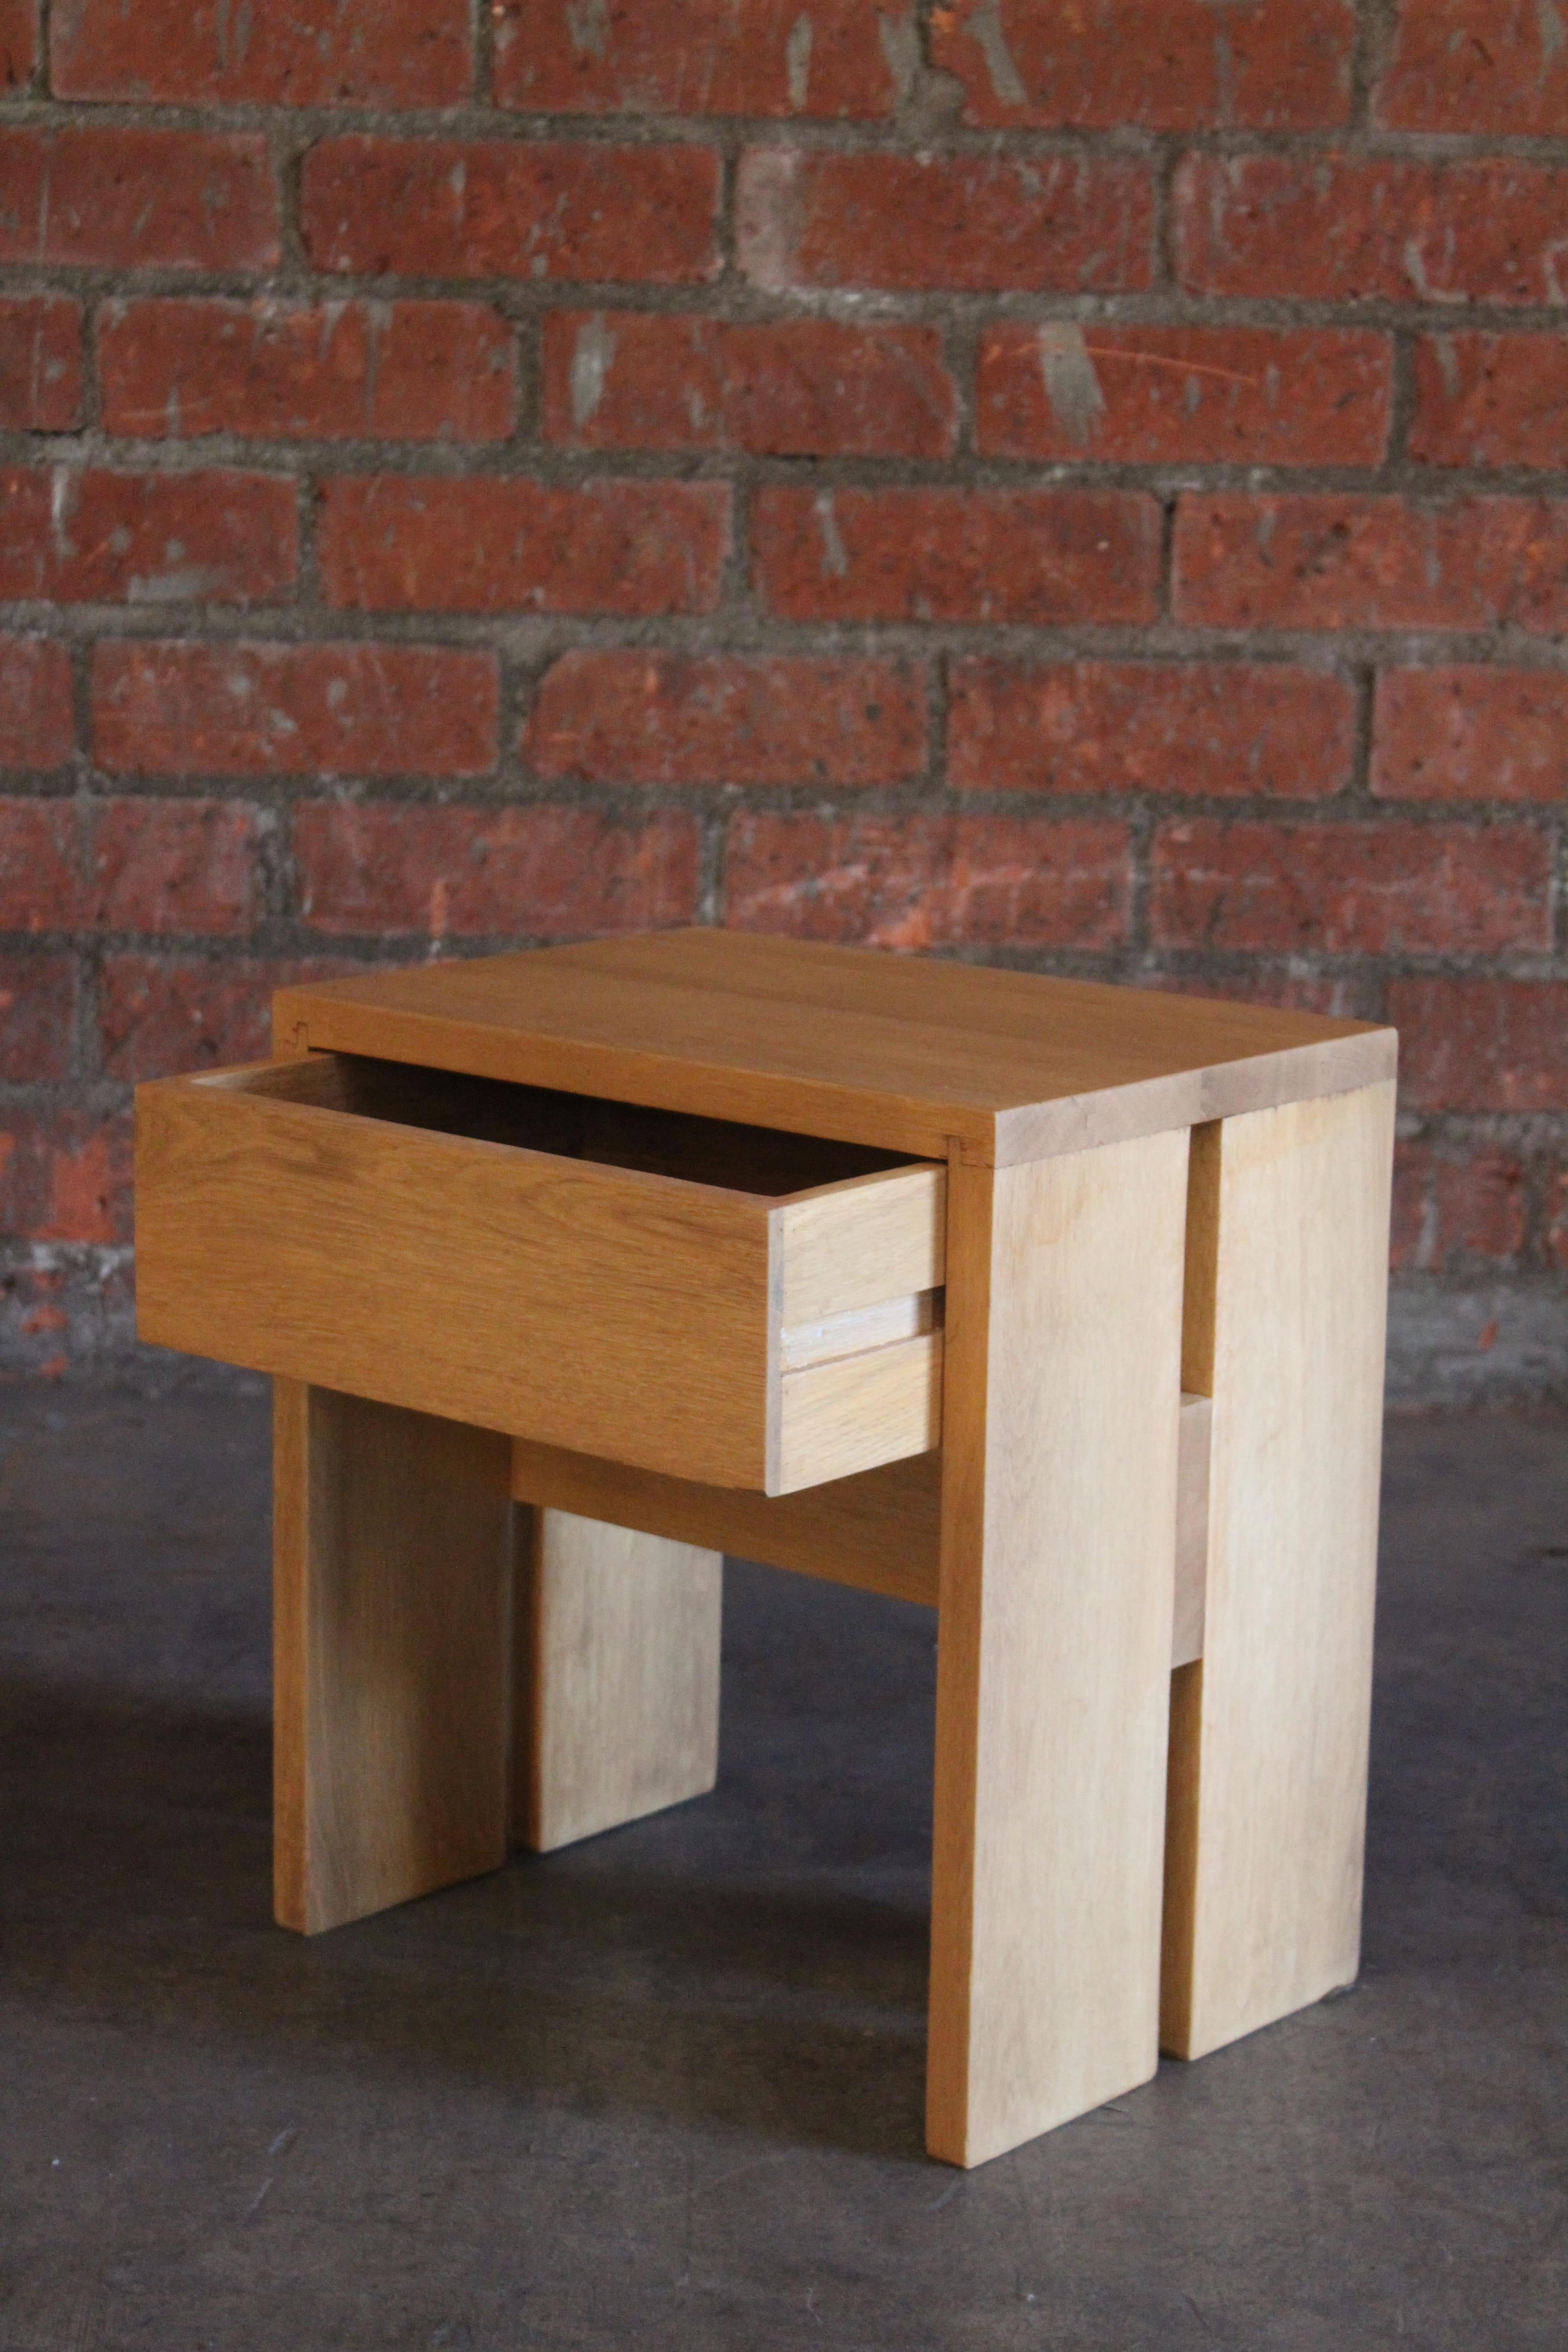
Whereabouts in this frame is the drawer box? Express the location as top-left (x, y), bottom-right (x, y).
top-left (134, 1053), bottom-right (945, 1494)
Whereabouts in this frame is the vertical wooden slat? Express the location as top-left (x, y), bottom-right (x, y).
top-left (927, 1129), bottom-right (1190, 2167)
top-left (273, 1381), bottom-right (515, 1936)
top-left (1161, 1081), bottom-right (1396, 2059)
top-left (515, 1509), bottom-right (723, 1854)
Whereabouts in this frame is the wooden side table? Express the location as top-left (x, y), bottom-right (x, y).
top-left (133, 930), bottom-right (1396, 2168)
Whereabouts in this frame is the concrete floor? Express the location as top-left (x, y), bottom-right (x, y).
top-left (0, 1387), bottom-right (1563, 2351)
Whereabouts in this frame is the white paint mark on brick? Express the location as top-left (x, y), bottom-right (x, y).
top-left (1539, 0), bottom-right (1564, 66)
top-left (879, 10), bottom-right (921, 105)
top-left (814, 490), bottom-right (849, 578)
top-left (566, 0), bottom-right (610, 60)
top-left (1038, 323), bottom-right (1105, 447)
top-left (1402, 238), bottom-right (1464, 305)
top-left (787, 13), bottom-right (813, 110)
top-left (964, 0), bottom-right (1027, 106)
top-left (49, 466), bottom-right (74, 563)
top-left (570, 314), bottom-right (616, 429)
top-left (1431, 333), bottom-right (1460, 399)
top-left (735, 148), bottom-right (804, 293)
top-left (1544, 234), bottom-right (1568, 305)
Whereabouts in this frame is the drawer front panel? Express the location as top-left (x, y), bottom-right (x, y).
top-left (136, 1055), bottom-right (948, 1494)
top-left (136, 1073), bottom-right (774, 1488)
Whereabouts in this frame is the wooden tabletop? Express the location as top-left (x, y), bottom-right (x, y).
top-left (273, 929), bottom-right (1396, 1166)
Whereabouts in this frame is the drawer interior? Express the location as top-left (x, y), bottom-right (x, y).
top-left (211, 1051), bottom-right (927, 1200)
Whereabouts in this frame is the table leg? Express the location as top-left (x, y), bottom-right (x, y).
top-left (1161, 1081), bottom-right (1396, 2059)
top-left (273, 1380), bottom-right (516, 1935)
top-left (514, 1509), bottom-right (722, 1853)
top-left (926, 1130), bottom-right (1191, 2167)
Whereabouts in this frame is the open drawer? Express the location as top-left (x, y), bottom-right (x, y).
top-left (134, 1053), bottom-right (946, 1494)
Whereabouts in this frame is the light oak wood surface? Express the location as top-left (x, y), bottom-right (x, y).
top-left (1171, 1394), bottom-right (1212, 1671)
top-left (926, 1128), bottom-right (1190, 2167)
top-left (274, 929), bottom-right (1395, 1169)
top-left (517, 1509), bottom-right (722, 1853)
top-left (273, 1381), bottom-right (515, 1936)
top-left (774, 1162), bottom-right (945, 1323)
top-left (1161, 1081), bottom-right (1396, 2060)
top-left (135, 1052), bottom-right (944, 1495)
top-left (510, 1396), bottom-right (1215, 1655)
top-left (512, 1441), bottom-right (944, 1607)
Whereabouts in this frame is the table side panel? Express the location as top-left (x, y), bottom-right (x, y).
top-left (1161, 1080), bottom-right (1396, 2060)
top-left (274, 1381), bottom-right (515, 1936)
top-left (518, 1509), bottom-right (722, 1854)
top-left (928, 1126), bottom-right (1190, 2166)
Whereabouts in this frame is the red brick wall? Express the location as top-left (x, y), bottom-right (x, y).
top-left (0, 0), bottom-right (1564, 1385)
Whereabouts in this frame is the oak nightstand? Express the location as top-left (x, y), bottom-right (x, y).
top-left (134, 928), bottom-right (1396, 2168)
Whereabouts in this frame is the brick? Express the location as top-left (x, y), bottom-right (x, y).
top-left (0, 954), bottom-right (74, 1083)
top-left (42, 1119), bottom-right (127, 1251)
top-left (1373, 669), bottom-right (1568, 803)
top-left (1388, 978), bottom-right (1568, 1112)
top-left (0, 1111), bottom-right (131, 1245)
top-left (736, 147), bottom-right (1153, 294)
top-left (542, 314), bottom-right (958, 460)
top-left (1409, 334), bottom-right (1568, 472)
top-left (53, 0), bottom-right (471, 105)
top-left (91, 799), bottom-right (257, 936)
top-left (932, 0), bottom-right (1353, 128)
top-left (0, 470), bottom-right (297, 607)
top-left (0, 639), bottom-right (74, 772)
top-left (319, 476), bottom-right (727, 617)
top-left (753, 486), bottom-right (1160, 626)
top-left (1150, 819), bottom-right (1550, 956)
top-left (495, 0), bottom-right (899, 118)
top-left (724, 813), bottom-right (1131, 950)
top-left (1139, 969), bottom-right (1363, 1019)
top-left (976, 326), bottom-right (1391, 466)
top-left (1174, 154), bottom-right (1568, 308)
top-left (1390, 1144), bottom-right (1528, 1272)
top-left (295, 803), bottom-right (699, 940)
top-left (302, 137), bottom-right (719, 285)
top-left (0, 799), bottom-right (78, 930)
top-left (1, 0), bottom-right (35, 87)
top-left (948, 663), bottom-right (1355, 798)
top-left (1549, 1170), bottom-right (1568, 1271)
top-left (0, 128), bottom-right (278, 272)
top-left (99, 300), bottom-right (515, 446)
top-left (1173, 495), bottom-right (1568, 636)
top-left (0, 1255), bottom-right (134, 1373)
top-left (93, 642), bottom-right (500, 779)
top-left (98, 955), bottom-right (356, 1082)
top-left (0, 298), bottom-right (83, 433)
top-left (527, 652), bottom-right (927, 788)
top-left (1377, 0), bottom-right (1568, 135)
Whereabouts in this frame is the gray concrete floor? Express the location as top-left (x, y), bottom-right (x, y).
top-left (0, 1387), bottom-right (1563, 2351)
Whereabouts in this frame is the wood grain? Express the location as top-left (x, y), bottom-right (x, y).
top-left (273, 1381), bottom-right (515, 1936)
top-left (779, 1289), bottom-right (940, 1373)
top-left (136, 1057), bottom-right (945, 1495)
top-left (512, 1440), bottom-right (942, 1605)
top-left (1160, 1081), bottom-right (1395, 2061)
top-left (776, 1330), bottom-right (943, 1496)
top-left (926, 1127), bottom-right (1191, 2167)
top-left (274, 929), bottom-right (1396, 1169)
top-left (511, 1399), bottom-right (1215, 1653)
top-left (517, 1509), bottom-right (722, 1853)
top-left (774, 1162), bottom-right (945, 1324)
top-left (1171, 1394), bottom-right (1212, 1671)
